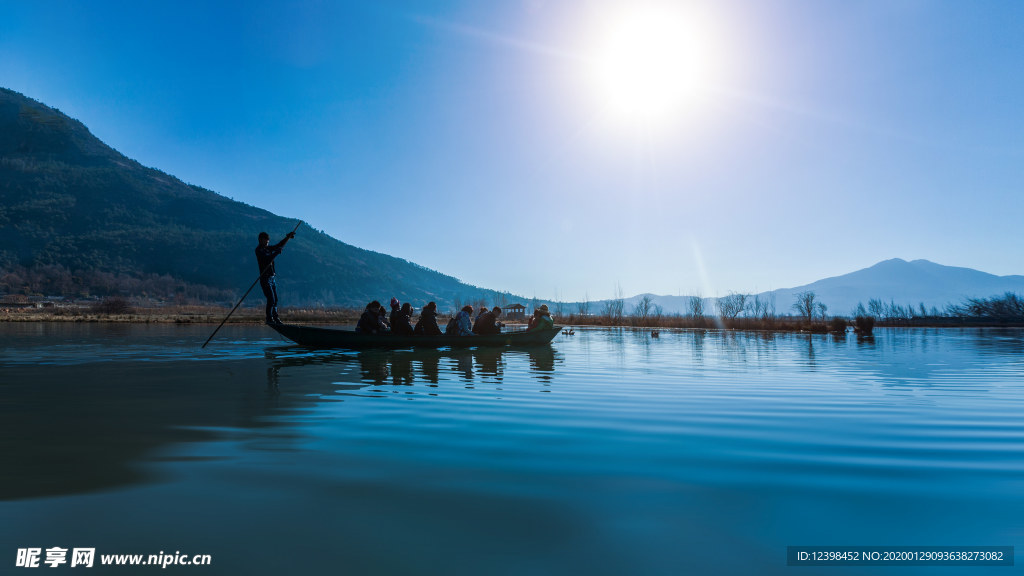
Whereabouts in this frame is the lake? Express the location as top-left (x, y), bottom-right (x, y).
top-left (1, 323), bottom-right (1021, 574)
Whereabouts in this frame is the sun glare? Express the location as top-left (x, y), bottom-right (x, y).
top-left (584, 4), bottom-right (713, 130)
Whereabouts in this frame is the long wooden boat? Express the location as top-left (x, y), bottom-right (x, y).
top-left (268, 323), bottom-right (562, 349)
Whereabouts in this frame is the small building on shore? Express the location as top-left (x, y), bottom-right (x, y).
top-left (503, 303), bottom-right (526, 320)
top-left (0, 295), bottom-right (43, 309)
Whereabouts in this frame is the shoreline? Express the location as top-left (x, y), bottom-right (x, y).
top-left (3, 308), bottom-right (1023, 330)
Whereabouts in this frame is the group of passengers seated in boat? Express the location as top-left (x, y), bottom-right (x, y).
top-left (355, 298), bottom-right (553, 336)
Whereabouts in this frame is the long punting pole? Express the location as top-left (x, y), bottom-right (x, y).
top-left (201, 220), bottom-right (302, 349)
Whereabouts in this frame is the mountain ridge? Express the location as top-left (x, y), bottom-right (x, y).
top-left (0, 87), bottom-right (517, 308)
top-left (578, 258), bottom-right (1024, 317)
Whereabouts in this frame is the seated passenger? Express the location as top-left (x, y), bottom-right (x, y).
top-left (454, 305), bottom-right (475, 336)
top-left (356, 301), bottom-right (388, 334)
top-left (531, 304), bottom-right (554, 331)
top-left (473, 306), bottom-right (504, 335)
top-left (388, 297), bottom-right (402, 328)
top-left (415, 302), bottom-right (442, 335)
top-left (392, 302), bottom-right (415, 335)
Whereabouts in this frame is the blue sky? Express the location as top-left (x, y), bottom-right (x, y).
top-left (2, 0), bottom-right (1022, 301)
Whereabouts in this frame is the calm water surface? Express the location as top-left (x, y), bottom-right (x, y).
top-left (1, 323), bottom-right (1022, 574)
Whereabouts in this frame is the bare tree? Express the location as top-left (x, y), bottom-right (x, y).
top-left (752, 294), bottom-right (766, 319)
top-left (602, 283), bottom-right (625, 323)
top-left (868, 298), bottom-right (884, 319)
top-left (577, 292), bottom-right (591, 316)
top-left (884, 300), bottom-right (910, 320)
top-left (632, 295), bottom-right (655, 326)
top-left (688, 294), bottom-right (704, 319)
top-left (601, 299), bottom-right (623, 322)
top-left (717, 292), bottom-right (748, 319)
top-left (792, 291), bottom-right (817, 323)
top-left (953, 292), bottom-right (1024, 319)
top-left (752, 292), bottom-right (776, 321)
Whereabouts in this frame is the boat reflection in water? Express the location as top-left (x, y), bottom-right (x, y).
top-left (264, 345), bottom-right (561, 392)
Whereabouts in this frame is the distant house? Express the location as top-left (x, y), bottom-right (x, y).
top-left (0, 295), bottom-right (42, 309)
top-left (503, 303), bottom-right (526, 320)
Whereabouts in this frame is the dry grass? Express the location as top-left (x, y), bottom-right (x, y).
top-left (1, 305), bottom-right (837, 332)
top-left (8, 305), bottom-right (1021, 331)
top-left (555, 313), bottom-right (840, 333)
top-left (0, 305), bottom-right (363, 324)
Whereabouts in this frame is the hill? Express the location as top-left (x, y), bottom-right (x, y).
top-left (764, 258), bottom-right (1024, 316)
top-left (573, 259), bottom-right (1024, 317)
top-left (0, 88), bottom-right (515, 309)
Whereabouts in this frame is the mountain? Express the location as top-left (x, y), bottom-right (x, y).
top-left (764, 258), bottom-right (1024, 316)
top-left (0, 87), bottom-right (515, 308)
top-left (4, 88), bottom-right (1019, 316)
top-left (573, 259), bottom-right (1024, 317)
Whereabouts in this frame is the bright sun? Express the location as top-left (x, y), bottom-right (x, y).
top-left (585, 4), bottom-right (712, 129)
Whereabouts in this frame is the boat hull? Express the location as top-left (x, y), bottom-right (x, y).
top-left (268, 323), bottom-right (561, 349)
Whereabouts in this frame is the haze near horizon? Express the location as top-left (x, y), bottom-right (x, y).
top-left (1, 0), bottom-right (1021, 301)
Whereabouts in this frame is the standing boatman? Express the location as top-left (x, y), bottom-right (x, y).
top-left (255, 229), bottom-right (296, 325)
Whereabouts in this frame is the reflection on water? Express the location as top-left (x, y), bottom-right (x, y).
top-left (2, 324), bottom-right (1024, 575)
top-left (691, 328), bottom-right (705, 363)
top-left (803, 333), bottom-right (816, 368)
top-left (263, 345), bottom-right (561, 390)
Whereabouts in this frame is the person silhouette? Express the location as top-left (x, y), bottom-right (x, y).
top-left (254, 230), bottom-right (295, 325)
